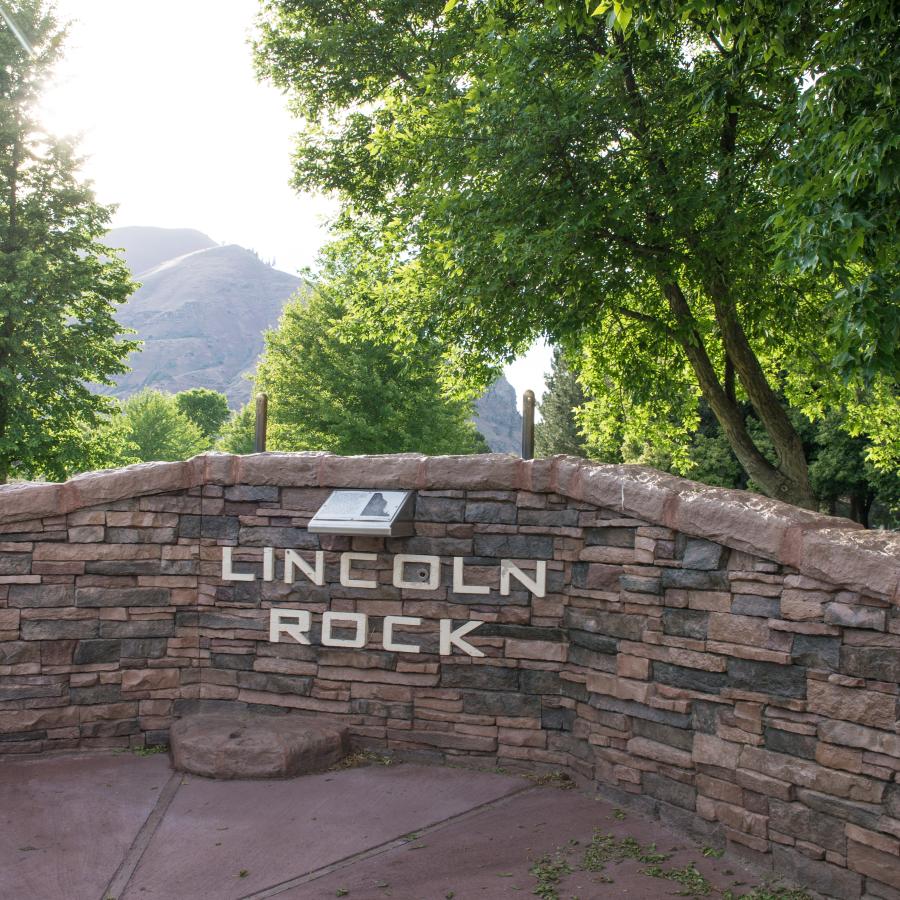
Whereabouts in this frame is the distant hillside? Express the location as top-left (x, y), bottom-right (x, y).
top-left (105, 227), bottom-right (302, 403)
top-left (105, 226), bottom-right (522, 451)
top-left (107, 226), bottom-right (217, 276)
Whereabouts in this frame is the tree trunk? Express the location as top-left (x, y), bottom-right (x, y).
top-left (660, 280), bottom-right (817, 509)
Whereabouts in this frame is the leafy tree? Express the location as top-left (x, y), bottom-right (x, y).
top-left (217, 402), bottom-right (256, 454)
top-left (254, 250), bottom-right (486, 455)
top-left (174, 388), bottom-right (230, 443)
top-left (534, 348), bottom-right (588, 458)
top-left (255, 0), bottom-right (898, 509)
top-left (0, 1), bottom-right (138, 482)
top-left (119, 390), bottom-right (207, 463)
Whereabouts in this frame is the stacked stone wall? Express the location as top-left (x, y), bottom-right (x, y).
top-left (1, 453), bottom-right (898, 897)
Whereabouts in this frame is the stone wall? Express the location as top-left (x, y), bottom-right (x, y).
top-left (1, 453), bottom-right (899, 897)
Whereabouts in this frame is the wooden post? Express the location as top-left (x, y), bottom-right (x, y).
top-left (254, 392), bottom-right (268, 453)
top-left (522, 389), bottom-right (535, 460)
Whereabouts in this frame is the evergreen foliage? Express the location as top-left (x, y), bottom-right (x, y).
top-left (0, 1), bottom-right (138, 482)
top-left (534, 348), bottom-right (588, 458)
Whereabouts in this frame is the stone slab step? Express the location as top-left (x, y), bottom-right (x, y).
top-left (170, 712), bottom-right (349, 779)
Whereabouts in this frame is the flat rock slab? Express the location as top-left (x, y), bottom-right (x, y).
top-left (0, 752), bottom-right (171, 900)
top-left (123, 763), bottom-right (526, 899)
top-left (170, 712), bottom-right (349, 779)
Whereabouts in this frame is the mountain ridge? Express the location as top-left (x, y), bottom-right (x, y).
top-left (105, 226), bottom-right (522, 452)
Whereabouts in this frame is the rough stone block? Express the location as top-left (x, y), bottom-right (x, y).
top-left (472, 533), bottom-right (553, 559)
top-left (772, 846), bottom-right (863, 898)
top-left (652, 662), bottom-right (727, 694)
top-left (840, 647), bottom-right (900, 682)
top-left (75, 587), bottom-right (169, 608)
top-left (170, 711), bottom-right (349, 778)
top-left (660, 569), bottom-right (729, 591)
top-left (726, 658), bottom-right (807, 698)
top-left (847, 838), bottom-right (900, 885)
top-left (73, 639), bottom-right (122, 665)
top-left (681, 538), bottom-right (727, 571)
top-left (807, 680), bottom-right (896, 730)
top-left (824, 602), bottom-right (886, 631)
top-left (731, 594), bottom-right (780, 618)
top-left (792, 634), bottom-right (841, 670)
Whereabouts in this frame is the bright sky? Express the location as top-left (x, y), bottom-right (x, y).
top-left (39, 0), bottom-right (551, 408)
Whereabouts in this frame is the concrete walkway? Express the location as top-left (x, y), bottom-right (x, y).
top-left (0, 752), bottom-right (779, 900)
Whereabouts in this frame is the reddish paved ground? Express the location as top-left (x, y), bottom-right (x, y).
top-left (0, 751), bottom-right (780, 900)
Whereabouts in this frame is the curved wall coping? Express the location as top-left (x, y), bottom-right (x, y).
top-left (1, 452), bottom-right (897, 602)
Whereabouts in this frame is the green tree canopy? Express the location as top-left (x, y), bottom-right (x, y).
top-left (534, 348), bottom-right (588, 458)
top-left (254, 255), bottom-right (486, 455)
top-left (174, 388), bottom-right (231, 443)
top-left (119, 390), bottom-right (207, 463)
top-left (0, 1), bottom-right (138, 482)
top-left (255, 0), bottom-right (898, 509)
top-left (217, 402), bottom-right (256, 455)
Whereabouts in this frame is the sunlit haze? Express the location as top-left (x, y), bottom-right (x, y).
top-left (40, 0), bottom-right (551, 407)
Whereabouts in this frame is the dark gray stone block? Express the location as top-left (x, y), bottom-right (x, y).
top-left (199, 613), bottom-right (266, 631)
top-left (653, 662), bottom-right (727, 694)
top-left (568, 629), bottom-right (618, 654)
top-left (76, 587), bottom-right (169, 608)
top-left (840, 647), bottom-right (900, 682)
top-left (727, 658), bottom-right (806, 698)
top-left (121, 638), bottom-right (168, 659)
top-left (0, 555), bottom-right (31, 575)
top-left (473, 533), bottom-right (554, 559)
top-left (731, 594), bottom-right (780, 618)
top-left (0, 682), bottom-right (63, 701)
top-left (0, 642), bottom-right (41, 665)
top-left (464, 502), bottom-right (517, 524)
top-left (620, 575), bottom-right (661, 595)
top-left (764, 727), bottom-right (817, 759)
top-left (73, 639), bottom-right (122, 664)
top-left (568, 645), bottom-right (617, 672)
top-left (461, 690), bottom-right (539, 717)
top-left (771, 846), bottom-right (862, 899)
top-left (8, 583), bottom-right (74, 608)
top-left (441, 665), bottom-right (518, 690)
top-left (659, 569), bottom-right (729, 591)
top-left (691, 700), bottom-right (722, 734)
top-left (517, 509), bottom-right (579, 527)
top-left (632, 718), bottom-right (693, 751)
top-left (224, 485), bottom-right (280, 502)
top-left (541, 707), bottom-right (576, 731)
top-left (662, 608), bottom-right (709, 639)
top-left (590, 694), bottom-right (691, 728)
top-left (100, 620), bottom-right (176, 638)
top-left (210, 653), bottom-right (255, 671)
top-left (70, 683), bottom-right (123, 704)
top-left (564, 607), bottom-right (645, 641)
top-left (681, 538), bottom-right (727, 570)
top-left (792, 634), bottom-right (841, 670)
top-left (642, 773), bottom-right (696, 810)
top-left (237, 671), bottom-right (313, 696)
top-left (85, 561), bottom-right (161, 576)
top-left (796, 788), bottom-right (883, 830)
top-left (238, 525), bottom-right (317, 547)
top-left (584, 527), bottom-right (635, 548)
top-left (21, 619), bottom-right (99, 640)
top-left (414, 496), bottom-right (465, 522)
